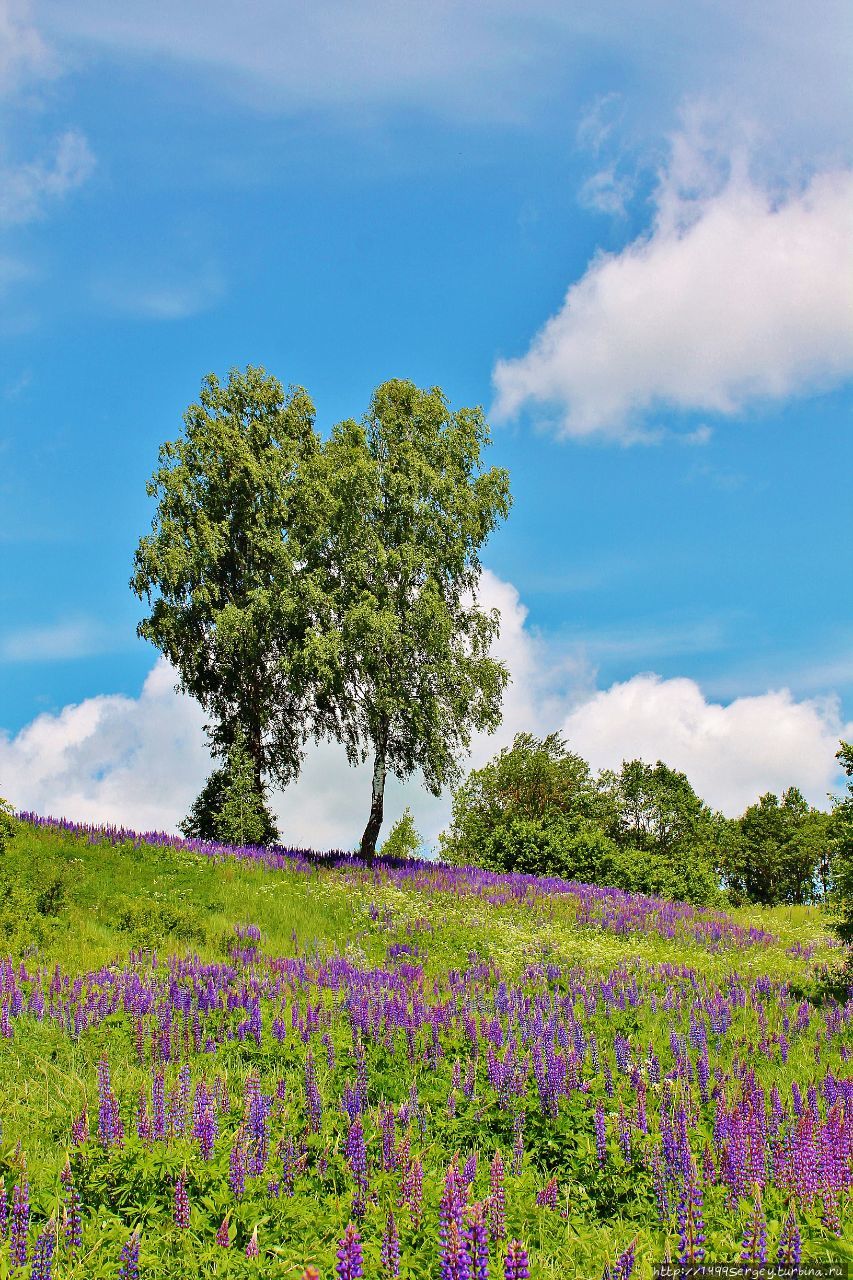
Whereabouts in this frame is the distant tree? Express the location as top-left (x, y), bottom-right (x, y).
top-left (131, 366), bottom-right (320, 800)
top-left (181, 732), bottom-right (279, 847)
top-left (303, 380), bottom-right (511, 860)
top-left (440, 732), bottom-right (611, 880)
top-left (380, 807), bottom-right (421, 860)
top-left (830, 742), bottom-right (853, 944)
top-left (0, 796), bottom-right (16, 855)
top-left (591, 758), bottom-right (725, 905)
top-left (726, 788), bottom-right (831, 905)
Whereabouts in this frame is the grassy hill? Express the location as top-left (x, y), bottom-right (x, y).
top-left (0, 815), bottom-right (849, 1277)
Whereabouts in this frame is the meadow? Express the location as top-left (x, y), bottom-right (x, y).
top-left (0, 814), bottom-right (850, 1278)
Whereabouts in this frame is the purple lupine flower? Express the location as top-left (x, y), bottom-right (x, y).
top-left (442, 1219), bottom-right (472, 1280)
top-left (246, 1226), bottom-right (260, 1259)
top-left (400, 1156), bottom-right (423, 1227)
top-left (305, 1051), bottom-right (322, 1133)
top-left (615, 1238), bottom-right (636, 1280)
top-left (504, 1240), bottom-right (530, 1280)
top-left (118, 1230), bottom-right (140, 1280)
top-left (776, 1204), bottom-right (801, 1267)
top-left (677, 1178), bottom-right (706, 1267)
top-left (30, 1222), bottom-right (56, 1280)
top-left (345, 1118), bottom-right (368, 1217)
top-left (488, 1151), bottom-right (506, 1242)
top-left (246, 1088), bottom-right (270, 1176)
top-left (536, 1176), bottom-right (558, 1209)
top-left (740, 1187), bottom-right (767, 1266)
top-left (216, 1217), bottom-right (230, 1248)
top-left (465, 1202), bottom-right (489, 1280)
top-left (462, 1153), bottom-right (478, 1188)
top-left (380, 1210), bottom-right (400, 1278)
top-left (336, 1224), bottom-right (364, 1280)
top-left (11, 1180), bottom-right (29, 1267)
top-left (173, 1169), bottom-right (190, 1229)
top-left (136, 1087), bottom-right (152, 1144)
top-left (230, 1139), bottom-right (247, 1198)
top-left (0, 1181), bottom-right (7, 1239)
top-left (381, 1105), bottom-right (397, 1171)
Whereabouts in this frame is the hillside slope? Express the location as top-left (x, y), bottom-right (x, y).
top-left (0, 816), bottom-right (849, 1277)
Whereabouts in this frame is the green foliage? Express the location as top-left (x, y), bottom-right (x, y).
top-left (441, 738), bottom-right (725, 905)
top-left (441, 733), bottom-right (607, 874)
top-left (0, 794), bottom-right (17, 853)
top-left (182, 732), bottom-right (279, 847)
top-left (131, 366), bottom-right (320, 791)
top-left (830, 741), bottom-right (853, 945)
top-left (720, 787), bottom-right (834, 906)
top-left (302, 379), bottom-right (512, 858)
top-left (379, 806), bottom-right (421, 859)
top-left (0, 819), bottom-right (68, 952)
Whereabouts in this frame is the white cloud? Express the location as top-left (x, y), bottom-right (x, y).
top-left (35, 1), bottom-right (852, 151)
top-left (561, 674), bottom-right (852, 816)
top-left (0, 661), bottom-right (211, 833)
top-left (0, 0), bottom-right (56, 97)
top-left (493, 129), bottom-right (853, 440)
top-left (0, 127), bottom-right (94, 225)
top-left (1, 574), bottom-right (849, 847)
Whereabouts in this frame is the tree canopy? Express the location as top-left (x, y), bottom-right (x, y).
top-left (132, 367), bottom-right (320, 802)
top-left (134, 370), bottom-right (510, 856)
top-left (301, 379), bottom-right (511, 858)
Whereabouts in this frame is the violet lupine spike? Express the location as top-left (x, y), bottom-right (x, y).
top-left (535, 1176), bottom-right (558, 1210)
top-left (400, 1156), bottom-right (423, 1227)
top-left (503, 1240), bottom-right (530, 1280)
top-left (488, 1151), bottom-right (506, 1242)
top-left (305, 1050), bottom-right (322, 1133)
top-left (118, 1230), bottom-right (140, 1280)
top-left (776, 1204), bottom-right (801, 1267)
top-left (229, 1139), bottom-right (247, 1199)
top-left (246, 1226), bottom-right (260, 1259)
top-left (677, 1177), bottom-right (706, 1268)
top-left (336, 1224), bottom-right (364, 1280)
top-left (0, 1181), bottom-right (6, 1240)
top-left (465, 1201), bottom-right (489, 1280)
top-left (216, 1217), bottom-right (230, 1248)
top-left (173, 1169), bottom-right (190, 1229)
top-left (442, 1219), bottom-right (472, 1280)
top-left (345, 1117), bottom-right (368, 1218)
top-left (740, 1187), bottom-right (767, 1266)
top-left (10, 1180), bottom-right (29, 1267)
top-left (30, 1221), bottom-right (56, 1280)
top-left (380, 1209), bottom-right (400, 1278)
top-left (614, 1238), bottom-right (636, 1280)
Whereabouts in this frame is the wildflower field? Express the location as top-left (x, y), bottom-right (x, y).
top-left (0, 815), bottom-right (851, 1279)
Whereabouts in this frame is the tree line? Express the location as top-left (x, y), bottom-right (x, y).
top-left (439, 731), bottom-right (844, 908)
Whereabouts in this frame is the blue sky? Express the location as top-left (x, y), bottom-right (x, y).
top-left (1, 1), bottom-right (851, 845)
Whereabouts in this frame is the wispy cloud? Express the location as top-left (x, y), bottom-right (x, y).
top-left (0, 128), bottom-right (94, 226)
top-left (0, 617), bottom-right (121, 662)
top-left (93, 262), bottom-right (225, 321)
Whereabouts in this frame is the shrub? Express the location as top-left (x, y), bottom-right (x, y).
top-left (380, 807), bottom-right (421, 860)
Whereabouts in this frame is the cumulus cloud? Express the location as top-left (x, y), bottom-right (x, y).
top-left (1, 573), bottom-right (849, 846)
top-left (561, 674), bottom-right (851, 816)
top-left (0, 0), bottom-right (56, 96)
top-left (493, 128), bottom-right (853, 440)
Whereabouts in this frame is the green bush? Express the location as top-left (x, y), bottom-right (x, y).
top-left (380, 807), bottom-right (421, 859)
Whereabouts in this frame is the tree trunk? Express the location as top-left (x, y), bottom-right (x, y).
top-left (359, 745), bottom-right (387, 861)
